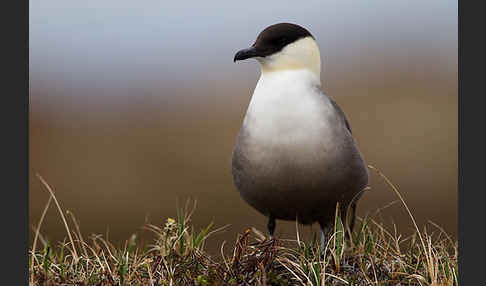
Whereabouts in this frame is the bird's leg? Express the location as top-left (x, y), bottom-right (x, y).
top-left (319, 221), bottom-right (329, 254)
top-left (267, 215), bottom-right (276, 240)
top-left (320, 228), bottom-right (326, 251)
top-left (342, 202), bottom-right (357, 241)
top-left (348, 202), bottom-right (357, 235)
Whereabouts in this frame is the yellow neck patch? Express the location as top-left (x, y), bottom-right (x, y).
top-left (258, 37), bottom-right (321, 78)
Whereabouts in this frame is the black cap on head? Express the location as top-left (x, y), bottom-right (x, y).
top-left (234, 23), bottom-right (314, 62)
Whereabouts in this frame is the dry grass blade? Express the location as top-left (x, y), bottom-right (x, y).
top-left (30, 195), bottom-right (52, 286)
top-left (276, 257), bottom-right (306, 285)
top-left (36, 174), bottom-right (79, 263)
top-left (368, 165), bottom-right (424, 243)
top-left (367, 165), bottom-right (432, 279)
top-left (66, 210), bottom-right (89, 259)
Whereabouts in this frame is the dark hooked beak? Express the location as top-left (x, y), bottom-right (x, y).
top-left (234, 46), bottom-right (259, 62)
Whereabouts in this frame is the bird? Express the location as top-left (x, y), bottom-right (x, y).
top-left (231, 23), bottom-right (369, 248)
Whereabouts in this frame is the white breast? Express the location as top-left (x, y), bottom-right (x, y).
top-left (242, 69), bottom-right (341, 164)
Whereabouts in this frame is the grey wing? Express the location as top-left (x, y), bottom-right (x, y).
top-left (329, 97), bottom-right (352, 134)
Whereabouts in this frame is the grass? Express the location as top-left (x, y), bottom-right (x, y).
top-left (29, 166), bottom-right (458, 286)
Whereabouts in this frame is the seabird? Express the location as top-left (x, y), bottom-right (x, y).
top-left (231, 23), bottom-right (369, 247)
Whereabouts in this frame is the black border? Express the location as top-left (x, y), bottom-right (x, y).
top-left (3, 0), bottom-right (29, 283)
top-left (459, 0), bottom-right (483, 284)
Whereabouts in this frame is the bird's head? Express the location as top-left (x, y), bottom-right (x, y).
top-left (234, 23), bottom-right (321, 77)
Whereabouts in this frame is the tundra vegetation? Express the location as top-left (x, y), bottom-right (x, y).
top-left (29, 167), bottom-right (458, 286)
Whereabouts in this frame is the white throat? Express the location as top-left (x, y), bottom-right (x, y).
top-left (242, 69), bottom-right (337, 163)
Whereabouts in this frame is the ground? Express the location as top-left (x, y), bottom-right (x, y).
top-left (29, 171), bottom-right (458, 286)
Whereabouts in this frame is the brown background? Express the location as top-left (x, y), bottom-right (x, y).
top-left (29, 1), bottom-right (457, 252)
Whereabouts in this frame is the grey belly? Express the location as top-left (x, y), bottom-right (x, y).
top-left (231, 131), bottom-right (368, 225)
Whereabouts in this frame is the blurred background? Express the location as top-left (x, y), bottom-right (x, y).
top-left (30, 0), bottom-right (457, 252)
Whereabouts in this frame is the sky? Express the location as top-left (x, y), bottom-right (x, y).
top-left (30, 0), bottom-right (457, 97)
